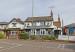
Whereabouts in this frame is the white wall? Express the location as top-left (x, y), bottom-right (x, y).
top-left (45, 21), bottom-right (52, 26)
top-left (7, 22), bottom-right (24, 29)
top-left (24, 21), bottom-right (53, 27)
top-left (0, 25), bottom-right (7, 29)
top-left (25, 22), bottom-right (32, 26)
top-left (36, 22), bottom-right (40, 26)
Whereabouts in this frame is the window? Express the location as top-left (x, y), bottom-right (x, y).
top-left (33, 22), bottom-right (36, 26)
top-left (1, 25), bottom-right (3, 28)
top-left (41, 31), bottom-right (42, 34)
top-left (28, 23), bottom-right (29, 26)
top-left (44, 22), bottom-right (45, 25)
top-left (27, 23), bottom-right (30, 27)
top-left (24, 24), bottom-right (26, 26)
top-left (11, 31), bottom-right (16, 35)
top-left (43, 31), bottom-right (45, 34)
top-left (40, 22), bottom-right (44, 26)
top-left (12, 23), bottom-right (16, 27)
top-left (47, 23), bottom-right (49, 26)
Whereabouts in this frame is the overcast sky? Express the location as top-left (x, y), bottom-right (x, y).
top-left (0, 0), bottom-right (75, 25)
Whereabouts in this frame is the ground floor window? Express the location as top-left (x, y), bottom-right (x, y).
top-left (43, 31), bottom-right (45, 34)
top-left (11, 31), bottom-right (17, 35)
top-left (36, 29), bottom-right (40, 35)
top-left (54, 30), bottom-right (61, 35)
top-left (48, 31), bottom-right (50, 34)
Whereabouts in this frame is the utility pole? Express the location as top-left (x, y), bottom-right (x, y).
top-left (32, 0), bottom-right (34, 35)
top-left (62, 19), bottom-right (64, 35)
top-left (32, 0), bottom-right (34, 17)
top-left (29, 0), bottom-right (34, 40)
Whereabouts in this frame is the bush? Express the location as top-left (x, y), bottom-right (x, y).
top-left (42, 35), bottom-right (56, 40)
top-left (19, 32), bottom-right (29, 40)
top-left (30, 35), bottom-right (36, 40)
top-left (54, 34), bottom-right (58, 38)
top-left (0, 32), bottom-right (5, 39)
top-left (49, 35), bottom-right (56, 40)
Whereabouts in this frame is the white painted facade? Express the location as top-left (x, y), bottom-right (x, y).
top-left (0, 25), bottom-right (7, 29)
top-left (7, 22), bottom-right (24, 29)
top-left (24, 22), bottom-right (32, 28)
top-left (0, 16), bottom-right (61, 36)
top-left (24, 20), bottom-right (57, 35)
top-left (24, 21), bottom-right (53, 27)
top-left (0, 18), bottom-right (24, 30)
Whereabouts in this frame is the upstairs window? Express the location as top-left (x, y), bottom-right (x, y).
top-left (12, 23), bottom-right (16, 27)
top-left (24, 24), bottom-right (26, 26)
top-left (47, 23), bottom-right (49, 25)
top-left (27, 23), bottom-right (29, 27)
top-left (40, 22), bottom-right (44, 26)
top-left (1, 25), bottom-right (3, 28)
top-left (28, 23), bottom-right (29, 26)
top-left (46, 22), bottom-right (52, 26)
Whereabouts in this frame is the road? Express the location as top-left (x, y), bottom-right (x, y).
top-left (0, 39), bottom-right (75, 52)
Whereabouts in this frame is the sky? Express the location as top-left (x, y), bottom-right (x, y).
top-left (0, 0), bottom-right (75, 26)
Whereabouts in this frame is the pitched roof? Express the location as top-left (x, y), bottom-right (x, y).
top-left (25, 16), bottom-right (53, 22)
top-left (65, 23), bottom-right (75, 27)
top-left (0, 22), bottom-right (8, 25)
top-left (9, 18), bottom-right (24, 24)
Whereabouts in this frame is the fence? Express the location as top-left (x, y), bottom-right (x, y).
top-left (58, 35), bottom-right (75, 41)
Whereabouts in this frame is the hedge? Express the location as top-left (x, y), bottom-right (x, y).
top-left (19, 32), bottom-right (29, 40)
top-left (42, 35), bottom-right (56, 40)
top-left (0, 32), bottom-right (5, 39)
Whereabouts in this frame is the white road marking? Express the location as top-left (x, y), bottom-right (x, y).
top-left (0, 41), bottom-right (74, 51)
top-left (58, 44), bottom-right (65, 48)
top-left (1, 42), bottom-right (22, 46)
top-left (58, 44), bottom-right (62, 48)
top-left (62, 44), bottom-right (65, 48)
top-left (0, 44), bottom-right (23, 51)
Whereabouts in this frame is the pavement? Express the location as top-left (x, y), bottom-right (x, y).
top-left (0, 39), bottom-right (75, 52)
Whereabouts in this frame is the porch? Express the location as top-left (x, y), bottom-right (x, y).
top-left (4, 28), bottom-right (25, 39)
top-left (25, 28), bottom-right (54, 35)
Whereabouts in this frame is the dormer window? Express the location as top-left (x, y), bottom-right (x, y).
top-left (12, 23), bottom-right (16, 27)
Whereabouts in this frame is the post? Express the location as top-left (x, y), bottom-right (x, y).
top-left (29, 0), bottom-right (34, 39)
top-left (32, 0), bottom-right (34, 18)
top-left (62, 19), bottom-right (63, 35)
